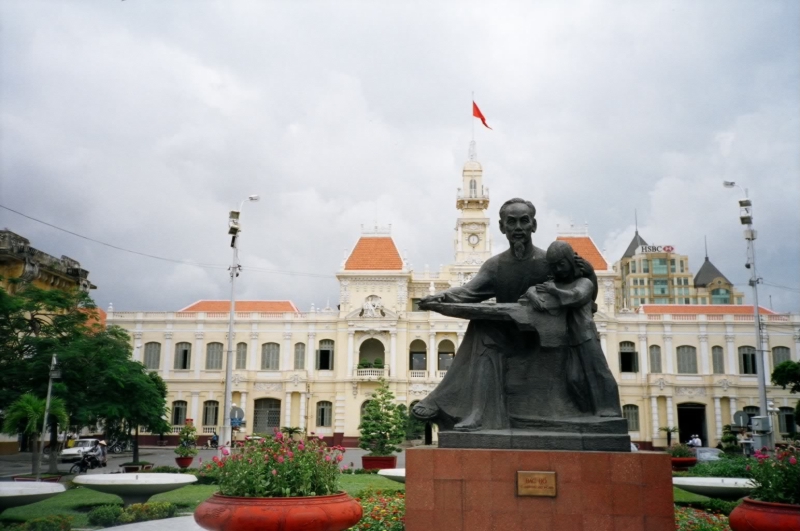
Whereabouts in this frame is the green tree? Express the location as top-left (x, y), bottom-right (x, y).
top-left (358, 379), bottom-right (407, 456)
top-left (1, 393), bottom-right (68, 476)
top-left (772, 360), bottom-right (800, 428)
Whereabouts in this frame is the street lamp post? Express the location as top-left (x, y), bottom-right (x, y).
top-left (221, 195), bottom-right (260, 453)
top-left (723, 181), bottom-right (772, 448)
top-left (36, 354), bottom-right (61, 481)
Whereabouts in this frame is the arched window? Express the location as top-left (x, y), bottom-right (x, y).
top-left (316, 401), bottom-right (332, 427)
top-left (172, 400), bottom-right (187, 426)
top-left (253, 398), bottom-right (281, 433)
top-left (649, 345), bottom-right (662, 374)
top-left (778, 407), bottom-right (796, 435)
top-left (711, 346), bottom-right (725, 374)
top-left (676, 345), bottom-right (698, 374)
top-left (469, 179), bottom-right (477, 197)
top-left (318, 339), bottom-right (334, 370)
top-left (438, 340), bottom-right (456, 371)
top-left (294, 343), bottom-right (306, 370)
top-left (711, 288), bottom-right (731, 304)
top-left (174, 342), bottom-right (191, 370)
top-left (143, 342), bottom-right (161, 370)
top-left (409, 339), bottom-right (427, 371)
top-left (261, 343), bottom-right (280, 370)
top-left (203, 401), bottom-right (219, 427)
top-left (773, 347), bottom-right (791, 367)
top-left (235, 342), bottom-right (248, 370)
top-left (360, 400), bottom-right (372, 419)
top-left (358, 338), bottom-right (385, 368)
top-left (739, 346), bottom-right (757, 375)
top-left (622, 405), bottom-right (640, 432)
top-left (206, 342), bottom-right (224, 370)
top-left (743, 405), bottom-right (760, 429)
top-left (619, 341), bottom-right (639, 373)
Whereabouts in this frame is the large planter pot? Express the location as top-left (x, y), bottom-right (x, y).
top-left (729, 497), bottom-right (800, 531)
top-left (12, 475), bottom-right (61, 483)
top-left (670, 457), bottom-right (697, 470)
top-left (361, 455), bottom-right (397, 470)
top-left (194, 492), bottom-right (363, 531)
top-left (175, 456), bottom-right (194, 469)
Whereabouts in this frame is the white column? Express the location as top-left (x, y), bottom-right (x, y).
top-left (599, 332), bottom-right (608, 358)
top-left (284, 392), bottom-right (292, 427)
top-left (162, 332), bottom-right (173, 379)
top-left (638, 334), bottom-right (648, 381)
top-left (389, 330), bottom-right (397, 378)
top-left (133, 332), bottom-right (143, 362)
top-left (457, 223), bottom-right (463, 252)
top-left (664, 335), bottom-right (674, 374)
top-left (194, 332), bottom-right (204, 379)
top-left (428, 332), bottom-right (437, 377)
top-left (191, 392), bottom-right (200, 425)
top-left (666, 396), bottom-right (674, 428)
top-left (699, 333), bottom-right (710, 375)
top-left (651, 396), bottom-right (660, 440)
top-left (347, 331), bottom-right (355, 376)
top-left (249, 332), bottom-right (259, 371)
top-left (794, 329), bottom-right (800, 362)
top-left (307, 333), bottom-right (316, 379)
top-left (714, 397), bottom-right (722, 441)
top-left (283, 332), bottom-right (292, 371)
top-left (725, 329), bottom-right (736, 375)
top-left (730, 397), bottom-right (737, 422)
top-left (457, 332), bottom-right (465, 348)
top-left (299, 392), bottom-right (307, 431)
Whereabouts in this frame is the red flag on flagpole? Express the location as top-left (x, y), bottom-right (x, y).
top-left (472, 101), bottom-right (492, 130)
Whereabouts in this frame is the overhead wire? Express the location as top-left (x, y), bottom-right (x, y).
top-left (0, 204), bottom-right (333, 279)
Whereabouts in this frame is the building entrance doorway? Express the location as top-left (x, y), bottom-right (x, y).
top-left (253, 398), bottom-right (281, 434)
top-left (677, 403), bottom-right (707, 446)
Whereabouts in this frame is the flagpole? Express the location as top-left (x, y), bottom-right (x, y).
top-left (471, 91), bottom-right (475, 141)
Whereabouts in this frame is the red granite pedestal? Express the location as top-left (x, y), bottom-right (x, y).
top-left (405, 448), bottom-right (674, 531)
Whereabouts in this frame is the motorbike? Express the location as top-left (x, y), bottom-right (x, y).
top-left (205, 437), bottom-right (219, 450)
top-left (109, 439), bottom-right (130, 454)
top-left (69, 451), bottom-right (103, 475)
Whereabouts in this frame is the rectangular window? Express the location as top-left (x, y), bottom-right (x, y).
top-left (294, 343), bottom-right (306, 370)
top-left (438, 352), bottom-right (454, 371)
top-left (739, 347), bottom-right (757, 375)
top-left (640, 298), bottom-right (646, 305)
top-left (619, 342), bottom-right (638, 373)
top-left (701, 297), bottom-right (707, 304)
top-left (642, 259), bottom-right (649, 273)
top-left (261, 343), bottom-right (280, 370)
top-left (316, 402), bottom-right (332, 427)
top-left (677, 346), bottom-right (698, 374)
top-left (773, 347), bottom-right (791, 367)
top-left (712, 346), bottom-right (725, 374)
top-left (649, 346), bottom-right (662, 373)
top-left (143, 343), bottom-right (161, 370)
top-left (623, 405), bottom-right (640, 431)
top-left (410, 352), bottom-right (426, 370)
top-left (318, 340), bottom-right (334, 370)
top-left (631, 261), bottom-right (637, 273)
top-left (652, 259), bottom-right (667, 275)
top-left (670, 259), bottom-right (676, 273)
top-left (174, 343), bottom-right (191, 370)
top-left (236, 343), bottom-right (247, 370)
top-left (736, 297), bottom-right (743, 304)
top-left (203, 401), bottom-right (219, 426)
top-left (654, 298), bottom-right (669, 304)
top-left (411, 298), bottom-right (422, 311)
top-left (680, 261), bottom-right (685, 273)
top-left (206, 343), bottom-right (223, 370)
top-left (653, 279), bottom-right (668, 295)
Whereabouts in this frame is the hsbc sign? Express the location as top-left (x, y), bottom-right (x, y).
top-left (637, 245), bottom-right (675, 254)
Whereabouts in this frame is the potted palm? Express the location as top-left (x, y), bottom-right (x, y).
top-left (729, 445), bottom-right (800, 531)
top-left (194, 431), bottom-right (362, 531)
top-left (358, 379), bottom-right (406, 470)
top-left (1, 393), bottom-right (68, 480)
top-left (659, 426), bottom-right (680, 447)
top-left (174, 423), bottom-right (198, 469)
top-left (668, 443), bottom-right (697, 470)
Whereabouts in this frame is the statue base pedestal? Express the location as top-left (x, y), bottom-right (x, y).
top-left (439, 418), bottom-right (632, 452)
top-left (405, 447), bottom-right (674, 531)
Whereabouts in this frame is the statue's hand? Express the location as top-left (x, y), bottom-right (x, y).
top-left (535, 281), bottom-right (557, 295)
top-left (419, 292), bottom-right (446, 308)
top-left (575, 253), bottom-right (589, 276)
top-left (524, 287), bottom-right (545, 311)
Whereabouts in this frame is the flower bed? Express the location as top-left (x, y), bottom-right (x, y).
top-left (349, 489), bottom-right (405, 531)
top-left (675, 506), bottom-right (731, 531)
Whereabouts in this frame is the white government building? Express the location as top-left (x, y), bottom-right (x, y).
top-left (108, 146), bottom-right (800, 449)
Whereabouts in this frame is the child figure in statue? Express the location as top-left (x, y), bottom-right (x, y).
top-left (527, 240), bottom-right (622, 417)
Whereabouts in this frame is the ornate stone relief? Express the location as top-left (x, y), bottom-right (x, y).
top-left (339, 280), bottom-right (350, 306)
top-left (717, 379), bottom-right (732, 392)
top-left (396, 280), bottom-right (408, 307)
top-left (675, 387), bottom-right (706, 397)
top-left (360, 295), bottom-right (384, 318)
top-left (654, 377), bottom-right (667, 390)
top-left (409, 383), bottom-right (438, 396)
top-left (231, 374), bottom-right (244, 385)
top-left (602, 278), bottom-right (614, 308)
top-left (254, 382), bottom-right (282, 392)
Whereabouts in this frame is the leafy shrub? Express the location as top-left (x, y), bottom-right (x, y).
top-left (669, 444), bottom-right (695, 458)
top-left (702, 498), bottom-right (740, 517)
top-left (358, 379), bottom-right (406, 457)
top-left (341, 466), bottom-right (379, 475)
top-left (147, 465), bottom-right (184, 474)
top-left (674, 506), bottom-right (730, 531)
top-left (11, 516), bottom-right (73, 531)
top-left (350, 489), bottom-right (404, 531)
top-left (749, 445), bottom-right (800, 504)
top-left (87, 505), bottom-right (123, 527)
top-left (174, 424), bottom-right (198, 458)
top-left (687, 457), bottom-right (753, 479)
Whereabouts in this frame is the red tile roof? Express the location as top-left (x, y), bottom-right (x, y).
top-left (555, 236), bottom-right (608, 271)
top-left (344, 237), bottom-right (404, 271)
top-left (179, 300), bottom-right (298, 312)
top-left (641, 305), bottom-right (775, 315)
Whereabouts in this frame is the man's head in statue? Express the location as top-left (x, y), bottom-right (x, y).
top-left (546, 240), bottom-right (581, 281)
top-left (499, 198), bottom-right (537, 259)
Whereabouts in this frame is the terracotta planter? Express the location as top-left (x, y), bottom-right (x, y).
top-left (670, 457), bottom-right (697, 470)
top-left (122, 465), bottom-right (142, 473)
top-left (729, 497), bottom-right (800, 531)
top-left (175, 456), bottom-right (194, 469)
top-left (194, 492), bottom-right (363, 531)
top-left (12, 475), bottom-right (61, 483)
top-left (361, 455), bottom-right (397, 470)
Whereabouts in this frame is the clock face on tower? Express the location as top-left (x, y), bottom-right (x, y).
top-left (467, 234), bottom-right (480, 246)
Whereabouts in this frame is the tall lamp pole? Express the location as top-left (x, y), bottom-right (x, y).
top-left (221, 195), bottom-right (260, 452)
top-left (36, 354), bottom-right (61, 481)
top-left (723, 181), bottom-right (772, 448)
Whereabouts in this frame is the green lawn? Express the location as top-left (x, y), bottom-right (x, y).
top-left (673, 487), bottom-right (710, 503)
top-left (0, 475), bottom-right (402, 529)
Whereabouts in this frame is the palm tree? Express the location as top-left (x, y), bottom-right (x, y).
top-left (2, 393), bottom-right (69, 476)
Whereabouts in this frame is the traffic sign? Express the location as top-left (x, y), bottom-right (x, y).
top-left (230, 406), bottom-right (244, 420)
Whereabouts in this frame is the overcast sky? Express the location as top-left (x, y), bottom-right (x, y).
top-left (1, 1), bottom-right (798, 313)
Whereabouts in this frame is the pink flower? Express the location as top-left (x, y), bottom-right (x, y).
top-left (325, 455), bottom-right (332, 462)
top-left (342, 465), bottom-right (349, 471)
top-left (790, 457), bottom-right (797, 465)
top-left (287, 451), bottom-right (294, 458)
top-left (298, 443), bottom-right (305, 451)
top-left (337, 454), bottom-right (344, 462)
top-left (319, 435), bottom-right (324, 440)
top-left (271, 469), bottom-right (277, 476)
top-left (275, 432), bottom-right (284, 440)
top-left (277, 456), bottom-right (285, 463)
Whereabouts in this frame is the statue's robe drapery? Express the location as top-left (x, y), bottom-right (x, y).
top-left (416, 246), bottom-right (599, 430)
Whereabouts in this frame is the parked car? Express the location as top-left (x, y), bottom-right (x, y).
top-left (59, 438), bottom-right (99, 463)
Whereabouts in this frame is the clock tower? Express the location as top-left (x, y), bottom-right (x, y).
top-left (453, 141), bottom-right (492, 277)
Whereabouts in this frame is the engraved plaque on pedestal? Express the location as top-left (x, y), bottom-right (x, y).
top-left (516, 471), bottom-right (557, 497)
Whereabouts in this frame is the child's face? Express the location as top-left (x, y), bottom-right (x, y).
top-left (549, 258), bottom-right (572, 280)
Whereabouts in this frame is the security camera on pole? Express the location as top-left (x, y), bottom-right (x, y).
top-left (221, 195), bottom-right (260, 456)
top-left (723, 181), bottom-right (772, 450)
